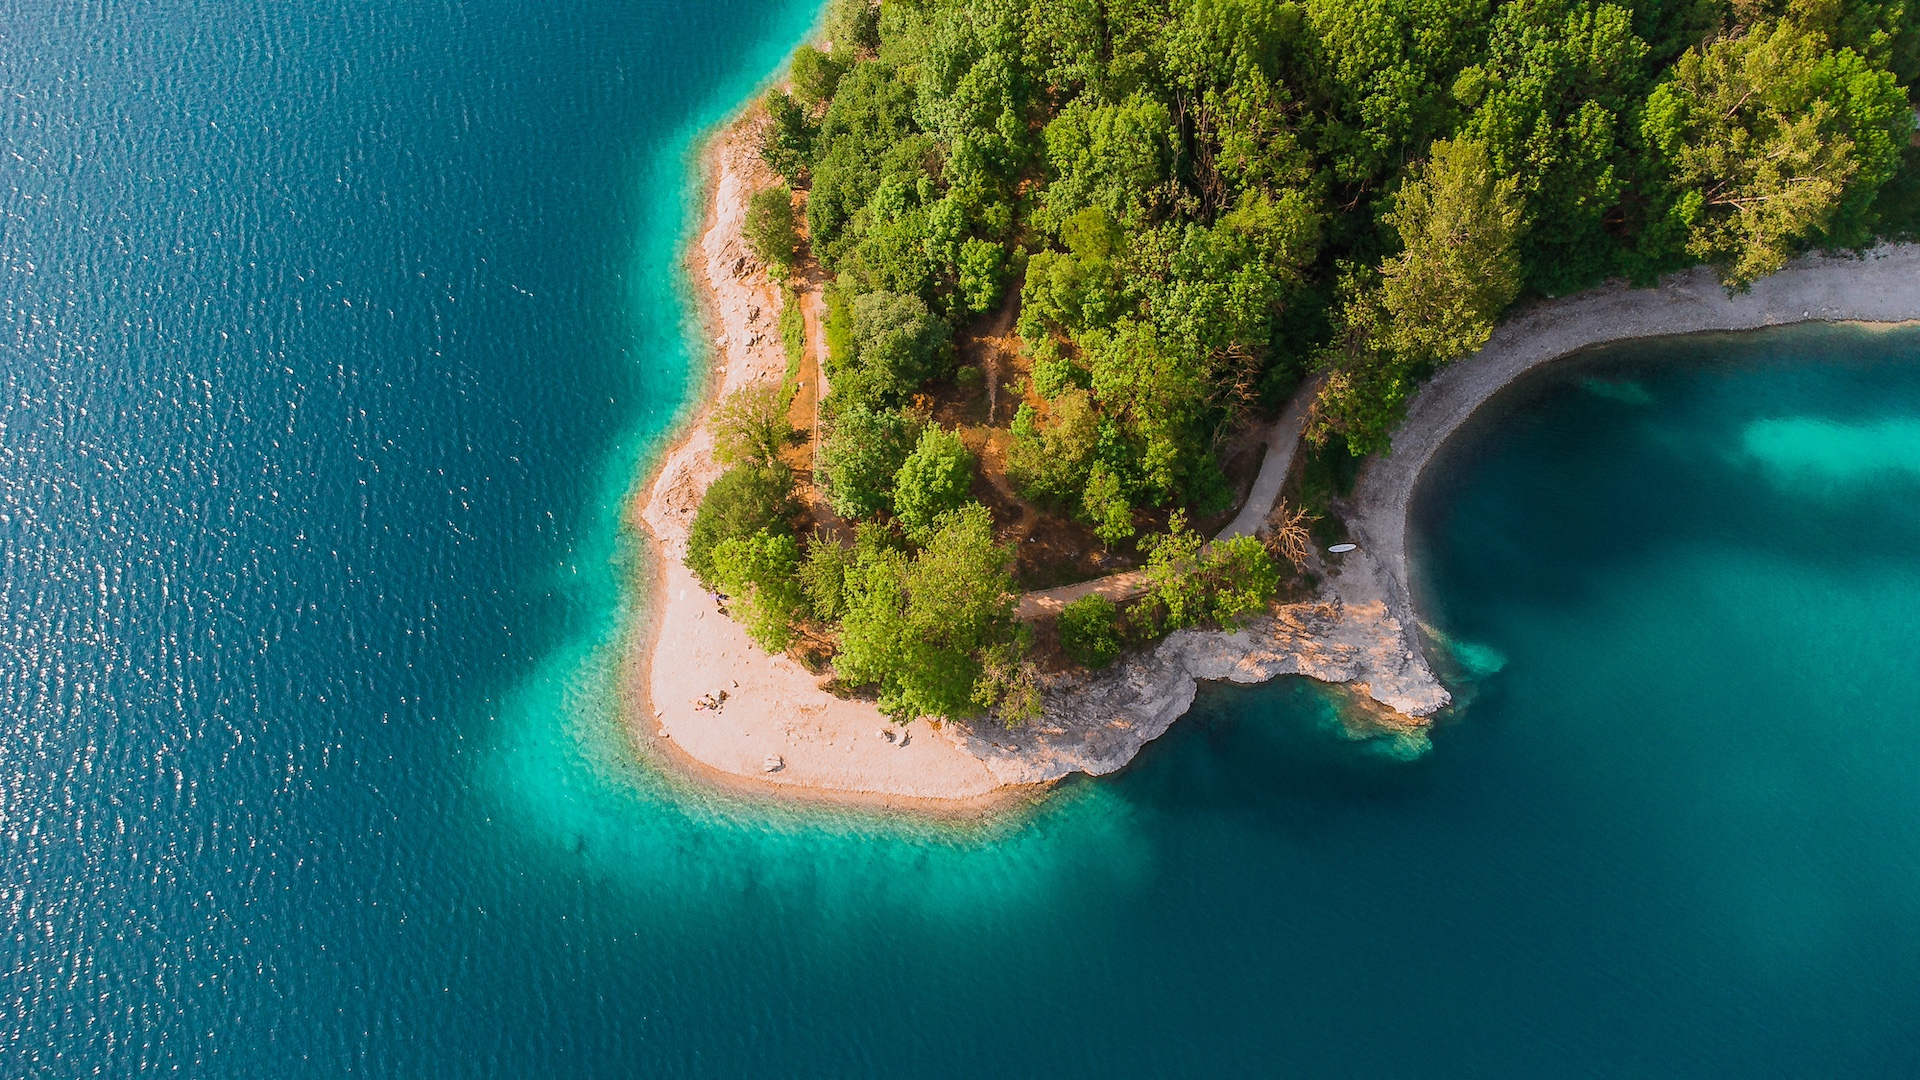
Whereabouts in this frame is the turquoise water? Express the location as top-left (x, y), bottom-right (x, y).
top-left (4, 1), bottom-right (1920, 1074)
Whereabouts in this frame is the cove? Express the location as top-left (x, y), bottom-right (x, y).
top-left (3, 1), bottom-right (1920, 1076)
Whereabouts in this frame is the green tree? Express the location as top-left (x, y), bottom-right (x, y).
top-left (1128, 511), bottom-right (1281, 632)
top-left (1132, 511), bottom-right (1211, 631)
top-left (1040, 92), bottom-right (1177, 231)
top-left (1080, 461), bottom-right (1137, 546)
top-left (806, 62), bottom-right (924, 262)
top-left (710, 380), bottom-right (793, 467)
top-left (709, 529), bottom-right (805, 651)
top-left (1304, 0), bottom-right (1492, 181)
top-left (685, 464), bottom-right (798, 589)
top-left (816, 405), bottom-right (920, 519)
top-left (1058, 593), bottom-right (1122, 668)
top-left (798, 533), bottom-right (854, 621)
top-left (1087, 318), bottom-right (1208, 501)
top-left (892, 426), bottom-right (977, 542)
top-left (826, 290), bottom-right (954, 411)
top-left (1005, 389), bottom-right (1099, 505)
top-left (1377, 136), bottom-right (1527, 368)
top-left (833, 504), bottom-right (1026, 722)
top-left (1204, 534), bottom-right (1281, 623)
top-left (827, 0), bottom-right (881, 58)
top-left (745, 184), bottom-right (800, 278)
top-left (757, 91), bottom-right (814, 183)
top-left (1313, 138), bottom-right (1526, 455)
top-left (1640, 19), bottom-right (1911, 287)
top-left (790, 46), bottom-right (848, 112)
top-left (1455, 0), bottom-right (1651, 293)
top-left (956, 237), bottom-right (1008, 314)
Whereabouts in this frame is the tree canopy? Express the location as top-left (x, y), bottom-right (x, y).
top-left (690, 0), bottom-right (1920, 724)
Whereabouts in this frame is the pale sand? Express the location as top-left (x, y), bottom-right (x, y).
top-left (632, 110), bottom-right (1920, 807)
top-left (634, 120), bottom-right (1026, 806)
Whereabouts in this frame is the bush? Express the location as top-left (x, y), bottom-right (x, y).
top-left (745, 184), bottom-right (799, 278)
top-left (779, 286), bottom-right (806, 379)
top-left (1058, 594), bottom-right (1122, 669)
top-left (973, 636), bottom-right (1042, 726)
top-left (710, 381), bottom-right (792, 467)
top-left (891, 426), bottom-right (976, 542)
top-left (686, 463), bottom-right (798, 589)
top-left (816, 405), bottom-right (919, 519)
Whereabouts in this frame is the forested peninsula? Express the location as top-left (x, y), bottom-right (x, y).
top-left (670, 0), bottom-right (1920, 743)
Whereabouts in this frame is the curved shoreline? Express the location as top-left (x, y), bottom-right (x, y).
top-left (628, 107), bottom-right (1920, 810)
top-left (1341, 244), bottom-right (1920, 716)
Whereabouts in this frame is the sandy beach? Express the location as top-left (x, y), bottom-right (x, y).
top-left (631, 119), bottom-right (1037, 809)
top-left (629, 111), bottom-right (1920, 811)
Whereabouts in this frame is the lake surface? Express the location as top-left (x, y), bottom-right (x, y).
top-left (3, 2), bottom-right (1918, 1076)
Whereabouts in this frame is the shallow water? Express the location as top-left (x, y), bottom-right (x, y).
top-left (4, 2), bottom-right (1919, 1075)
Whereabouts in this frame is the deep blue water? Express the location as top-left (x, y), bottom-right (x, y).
top-left (4, 2), bottom-right (1919, 1076)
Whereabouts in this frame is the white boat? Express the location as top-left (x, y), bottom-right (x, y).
top-left (1328, 543), bottom-right (1357, 553)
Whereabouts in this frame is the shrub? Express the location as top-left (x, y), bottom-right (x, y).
top-left (1058, 594), bottom-right (1122, 669)
top-left (685, 463), bottom-right (797, 589)
top-left (745, 184), bottom-right (799, 278)
top-left (891, 426), bottom-right (976, 542)
top-left (710, 381), bottom-right (792, 467)
top-left (816, 405), bottom-right (919, 519)
top-left (779, 287), bottom-right (806, 378)
top-left (973, 636), bottom-right (1042, 725)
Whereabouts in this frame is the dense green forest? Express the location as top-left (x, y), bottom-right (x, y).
top-left (697, 0), bottom-right (1920, 724)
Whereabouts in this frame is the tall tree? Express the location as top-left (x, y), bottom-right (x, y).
top-left (1455, 0), bottom-right (1651, 293)
top-left (1640, 18), bottom-right (1911, 287)
top-left (1314, 137), bottom-right (1525, 453)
